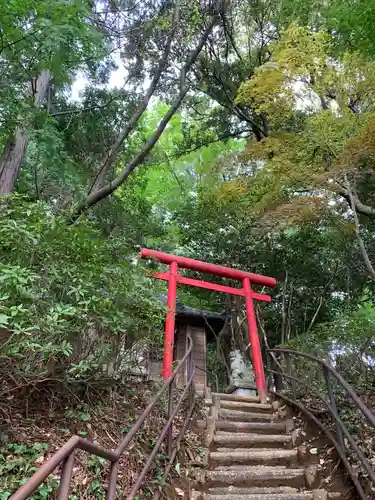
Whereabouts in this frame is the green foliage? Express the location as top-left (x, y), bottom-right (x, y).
top-left (0, 442), bottom-right (58, 499)
top-left (234, 24), bottom-right (375, 229)
top-left (1, 1), bottom-right (374, 379)
top-left (86, 455), bottom-right (106, 498)
top-left (280, 0), bottom-right (375, 57)
top-left (0, 195), bottom-right (165, 383)
top-left (0, 0), bottom-right (106, 139)
top-left (288, 293), bottom-right (375, 355)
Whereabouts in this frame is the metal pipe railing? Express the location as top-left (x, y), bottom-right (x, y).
top-left (11, 335), bottom-right (195, 500)
top-left (269, 348), bottom-right (375, 427)
top-left (267, 347), bottom-right (375, 500)
top-left (195, 364), bottom-right (220, 392)
top-left (274, 391), bottom-right (367, 499)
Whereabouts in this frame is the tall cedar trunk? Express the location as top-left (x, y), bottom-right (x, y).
top-left (0, 70), bottom-right (51, 195)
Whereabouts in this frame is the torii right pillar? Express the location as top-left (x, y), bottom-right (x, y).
top-left (243, 276), bottom-right (267, 400)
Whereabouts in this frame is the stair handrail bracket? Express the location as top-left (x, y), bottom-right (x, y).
top-left (11, 335), bottom-right (196, 500)
top-left (266, 347), bottom-right (375, 500)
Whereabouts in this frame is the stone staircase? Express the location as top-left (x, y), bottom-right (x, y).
top-left (191, 392), bottom-right (343, 500)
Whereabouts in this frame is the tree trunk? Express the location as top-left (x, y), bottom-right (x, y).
top-left (0, 70), bottom-right (51, 195)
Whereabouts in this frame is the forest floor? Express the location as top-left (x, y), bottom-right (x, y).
top-left (0, 378), bottom-right (204, 499)
top-left (296, 389), bottom-right (375, 499)
top-left (285, 404), bottom-right (355, 498)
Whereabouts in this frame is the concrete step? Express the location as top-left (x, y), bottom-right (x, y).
top-left (214, 432), bottom-right (292, 448)
top-left (212, 393), bottom-right (260, 403)
top-left (206, 466), bottom-right (305, 488)
top-left (219, 409), bottom-right (275, 422)
top-left (210, 448), bottom-right (298, 466)
top-left (211, 400), bottom-right (273, 413)
top-left (215, 420), bottom-right (288, 434)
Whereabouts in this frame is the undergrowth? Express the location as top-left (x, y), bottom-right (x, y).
top-left (0, 195), bottom-right (165, 390)
top-left (277, 306), bottom-right (375, 499)
top-left (0, 379), bottom-right (202, 499)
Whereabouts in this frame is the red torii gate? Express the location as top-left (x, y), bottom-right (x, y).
top-left (140, 248), bottom-right (276, 402)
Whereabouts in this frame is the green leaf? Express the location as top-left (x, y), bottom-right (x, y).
top-left (0, 314), bottom-right (9, 326)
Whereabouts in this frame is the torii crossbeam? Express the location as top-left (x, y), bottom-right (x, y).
top-left (140, 248), bottom-right (277, 402)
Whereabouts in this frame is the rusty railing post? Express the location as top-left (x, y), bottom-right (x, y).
top-left (285, 352), bottom-right (296, 400)
top-left (274, 354), bottom-right (283, 392)
top-left (106, 461), bottom-right (119, 500)
top-left (167, 380), bottom-right (173, 457)
top-left (265, 350), bottom-right (272, 393)
top-left (322, 364), bottom-right (345, 454)
top-left (188, 351), bottom-right (194, 407)
top-left (57, 451), bottom-right (75, 500)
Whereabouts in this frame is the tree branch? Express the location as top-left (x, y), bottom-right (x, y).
top-left (220, 10), bottom-right (243, 63)
top-left (171, 129), bottom-right (252, 158)
top-left (88, 0), bottom-right (181, 193)
top-left (194, 79), bottom-right (266, 141)
top-left (50, 93), bottom-right (120, 117)
top-left (305, 263), bottom-right (339, 334)
top-left (69, 12), bottom-right (220, 221)
top-left (0, 29), bottom-right (40, 54)
top-left (338, 185), bottom-right (375, 216)
top-left (345, 176), bottom-right (375, 281)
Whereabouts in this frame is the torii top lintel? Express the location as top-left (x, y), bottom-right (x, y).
top-left (140, 248), bottom-right (276, 288)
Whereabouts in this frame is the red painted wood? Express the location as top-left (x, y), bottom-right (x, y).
top-left (163, 262), bottom-right (177, 379)
top-left (178, 275), bottom-right (244, 296)
top-left (251, 292), bottom-right (272, 303)
top-left (243, 277), bottom-right (267, 402)
top-left (141, 248), bottom-right (276, 287)
top-left (151, 272), bottom-right (271, 302)
top-left (152, 271), bottom-right (170, 281)
top-left (152, 272), bottom-right (244, 296)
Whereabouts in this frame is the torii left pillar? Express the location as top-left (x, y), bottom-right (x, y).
top-left (164, 261), bottom-right (178, 379)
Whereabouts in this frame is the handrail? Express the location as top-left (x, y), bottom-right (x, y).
top-left (195, 364), bottom-right (220, 392)
top-left (10, 335), bottom-right (195, 500)
top-left (266, 347), bottom-right (375, 500)
top-left (269, 348), bottom-right (375, 427)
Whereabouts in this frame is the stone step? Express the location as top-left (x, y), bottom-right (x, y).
top-left (214, 432), bottom-right (292, 448)
top-left (210, 448), bottom-right (298, 466)
top-left (212, 393), bottom-right (260, 403)
top-left (206, 466), bottom-right (305, 488)
top-left (204, 493), bottom-right (320, 500)
top-left (203, 491), bottom-right (340, 500)
top-left (214, 465), bottom-right (288, 470)
top-left (206, 486), bottom-right (300, 495)
top-left (219, 409), bottom-right (275, 422)
top-left (215, 420), bottom-right (288, 434)
top-left (207, 400), bottom-right (273, 413)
